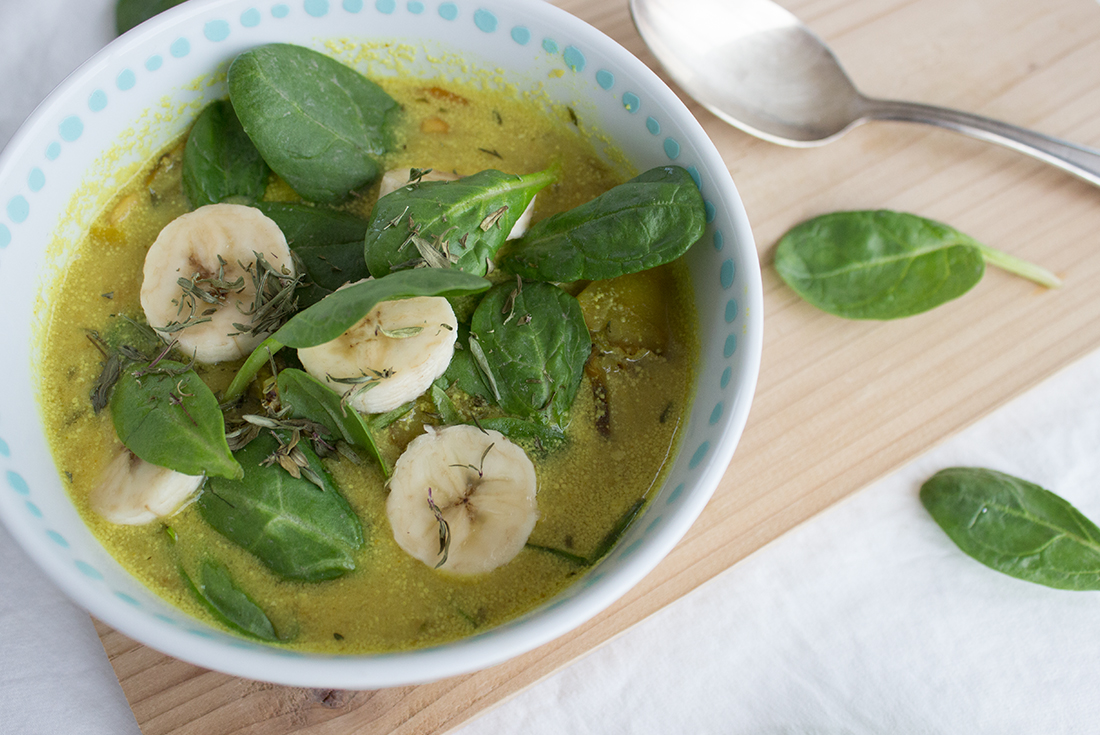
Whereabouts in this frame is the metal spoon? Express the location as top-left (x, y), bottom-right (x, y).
top-left (629, 0), bottom-right (1100, 187)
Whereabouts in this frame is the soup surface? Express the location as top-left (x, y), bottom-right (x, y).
top-left (37, 66), bottom-right (698, 652)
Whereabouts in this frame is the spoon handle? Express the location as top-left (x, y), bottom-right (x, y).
top-left (862, 98), bottom-right (1100, 188)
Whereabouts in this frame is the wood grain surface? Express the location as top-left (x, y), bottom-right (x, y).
top-left (95, 0), bottom-right (1100, 731)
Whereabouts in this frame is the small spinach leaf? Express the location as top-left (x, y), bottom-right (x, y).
top-left (111, 360), bottom-right (242, 479)
top-left (228, 44), bottom-right (398, 202)
top-left (115, 0), bottom-right (186, 35)
top-left (470, 281), bottom-right (591, 430)
top-left (920, 467), bottom-right (1100, 590)
top-left (182, 100), bottom-right (270, 208)
top-left (277, 368), bottom-right (388, 475)
top-left (224, 269), bottom-right (490, 400)
top-left (774, 210), bottom-right (1061, 320)
top-left (499, 166), bottom-right (705, 282)
top-left (181, 560), bottom-right (280, 641)
top-left (478, 417), bottom-right (566, 451)
top-left (290, 241), bottom-right (371, 308)
top-left (364, 168), bottom-right (555, 277)
top-left (199, 432), bottom-right (364, 581)
top-left (253, 202), bottom-right (370, 249)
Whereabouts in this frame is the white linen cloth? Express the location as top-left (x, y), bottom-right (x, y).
top-left (3, 1), bottom-right (1099, 734)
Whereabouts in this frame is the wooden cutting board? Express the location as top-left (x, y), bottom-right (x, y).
top-left (94, 0), bottom-right (1100, 731)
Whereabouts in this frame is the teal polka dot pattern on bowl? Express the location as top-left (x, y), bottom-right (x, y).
top-left (622, 92), bottom-right (640, 112)
top-left (408, 1), bottom-right (424, 12)
top-left (0, 225), bottom-right (9, 247)
top-left (510, 25), bottom-right (529, 44)
top-left (75, 560), bottom-right (103, 580)
top-left (720, 259), bottom-right (735, 288)
top-left (45, 142), bottom-right (61, 160)
top-left (28, 169), bottom-right (45, 192)
top-left (204, 19), bottom-right (231, 41)
top-left (7, 196), bottom-right (29, 223)
top-left (596, 69), bottom-right (614, 89)
top-left (145, 54), bottom-right (163, 71)
top-left (473, 8), bottom-right (496, 32)
top-left (59, 116), bottom-right (83, 142)
top-left (47, 530), bottom-right (69, 548)
top-left (542, 37), bottom-right (558, 54)
top-left (305, 0), bottom-right (329, 16)
top-left (116, 69), bottom-right (137, 90)
top-left (439, 2), bottom-right (458, 20)
top-left (170, 37), bottom-right (190, 57)
top-left (724, 334), bottom-right (737, 358)
top-left (241, 8), bottom-right (262, 25)
top-left (563, 45), bottom-right (585, 71)
top-left (88, 90), bottom-right (108, 112)
top-left (272, 4), bottom-right (290, 17)
top-left (689, 442), bottom-right (710, 469)
top-left (663, 137), bottom-right (680, 159)
top-left (725, 299), bottom-right (738, 323)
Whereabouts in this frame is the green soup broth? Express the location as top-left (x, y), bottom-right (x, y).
top-left (37, 72), bottom-right (698, 653)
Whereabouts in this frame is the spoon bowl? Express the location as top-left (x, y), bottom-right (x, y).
top-left (631, 0), bottom-right (1100, 185)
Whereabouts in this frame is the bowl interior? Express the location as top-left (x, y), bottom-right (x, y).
top-left (0, 0), bottom-right (762, 688)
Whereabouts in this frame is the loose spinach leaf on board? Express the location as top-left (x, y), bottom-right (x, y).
top-left (470, 281), bottom-right (591, 430)
top-left (276, 368), bottom-right (388, 475)
top-left (363, 168), bottom-right (555, 278)
top-left (199, 432), bottom-right (364, 581)
top-left (228, 44), bottom-right (399, 202)
top-left (181, 560), bottom-right (281, 641)
top-left (224, 269), bottom-right (490, 400)
top-left (773, 210), bottom-right (1061, 320)
top-left (182, 99), bottom-right (270, 209)
top-left (498, 165), bottom-right (706, 282)
top-left (115, 0), bottom-right (186, 35)
top-left (110, 360), bottom-right (242, 479)
top-left (920, 467), bottom-right (1100, 590)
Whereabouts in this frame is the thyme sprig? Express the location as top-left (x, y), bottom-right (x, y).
top-left (231, 252), bottom-right (303, 337)
top-left (426, 487), bottom-right (451, 569)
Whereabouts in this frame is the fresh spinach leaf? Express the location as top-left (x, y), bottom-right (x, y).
top-left (277, 368), bottom-right (388, 475)
top-left (181, 560), bottom-right (280, 641)
top-left (115, 0), bottom-right (186, 34)
top-left (251, 202), bottom-right (373, 306)
top-left (224, 269), bottom-right (490, 400)
top-left (499, 166), bottom-right (705, 282)
top-left (199, 432), bottom-right (364, 581)
top-left (442, 324), bottom-right (495, 404)
top-left (228, 44), bottom-right (398, 202)
top-left (774, 210), bottom-right (1061, 320)
top-left (363, 168), bottom-right (555, 278)
top-left (253, 202), bottom-right (370, 249)
top-left (478, 417), bottom-right (566, 451)
top-left (111, 360), bottom-right (242, 480)
top-left (182, 100), bottom-right (270, 209)
top-left (920, 467), bottom-right (1100, 590)
top-left (429, 382), bottom-right (464, 426)
top-left (470, 280), bottom-right (591, 430)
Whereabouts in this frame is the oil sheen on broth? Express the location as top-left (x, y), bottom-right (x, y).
top-left (37, 74), bottom-right (698, 653)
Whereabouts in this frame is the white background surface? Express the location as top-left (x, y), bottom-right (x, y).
top-left (2, 1), bottom-right (1099, 733)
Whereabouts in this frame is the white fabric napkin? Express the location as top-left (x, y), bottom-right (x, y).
top-left (456, 347), bottom-right (1100, 734)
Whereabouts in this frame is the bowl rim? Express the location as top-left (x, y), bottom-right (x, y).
top-left (0, 0), bottom-right (763, 688)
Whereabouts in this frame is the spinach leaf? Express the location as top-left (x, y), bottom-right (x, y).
top-left (498, 166), bottom-right (705, 282)
top-left (111, 360), bottom-right (242, 480)
top-left (363, 168), bottom-right (555, 278)
top-left (276, 368), bottom-right (388, 475)
top-left (920, 467), bottom-right (1100, 590)
top-left (115, 0), bottom-right (186, 34)
top-left (774, 210), bottom-right (1061, 320)
top-left (478, 417), bottom-right (566, 451)
top-left (182, 100), bottom-right (269, 209)
top-left (253, 202), bottom-right (370, 249)
top-left (470, 281), bottom-right (591, 430)
top-left (442, 324), bottom-right (495, 404)
top-left (252, 202), bottom-right (372, 307)
top-left (199, 432), bottom-right (364, 581)
top-left (228, 44), bottom-right (398, 202)
top-left (224, 269), bottom-right (490, 400)
top-left (181, 560), bottom-right (280, 641)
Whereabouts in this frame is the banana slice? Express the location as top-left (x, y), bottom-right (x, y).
top-left (378, 167), bottom-right (534, 239)
top-left (386, 425), bottom-right (538, 575)
top-left (297, 295), bottom-right (458, 413)
top-left (140, 202), bottom-right (296, 363)
top-left (89, 448), bottom-right (204, 525)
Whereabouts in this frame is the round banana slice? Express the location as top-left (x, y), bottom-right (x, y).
top-left (140, 202), bottom-right (295, 363)
top-left (297, 295), bottom-right (458, 414)
top-left (386, 425), bottom-right (538, 575)
top-left (89, 448), bottom-right (204, 526)
top-left (378, 167), bottom-right (534, 239)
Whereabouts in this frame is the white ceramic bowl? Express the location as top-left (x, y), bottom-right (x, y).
top-left (0, 0), bottom-right (762, 688)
